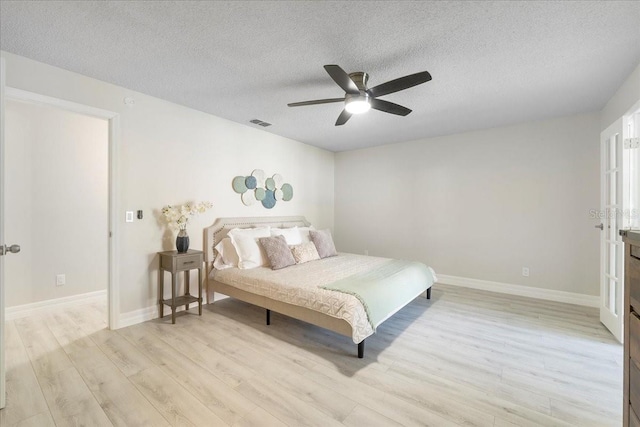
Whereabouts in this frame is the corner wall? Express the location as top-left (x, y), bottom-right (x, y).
top-left (601, 62), bottom-right (640, 130)
top-left (335, 113), bottom-right (601, 297)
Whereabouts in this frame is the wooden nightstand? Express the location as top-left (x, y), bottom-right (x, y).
top-left (158, 249), bottom-right (203, 324)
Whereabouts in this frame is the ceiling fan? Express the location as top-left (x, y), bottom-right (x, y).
top-left (288, 65), bottom-right (432, 126)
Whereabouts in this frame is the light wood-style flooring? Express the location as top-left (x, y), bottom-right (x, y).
top-left (1, 284), bottom-right (622, 426)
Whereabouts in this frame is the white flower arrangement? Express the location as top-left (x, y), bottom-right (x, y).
top-left (161, 201), bottom-right (212, 231)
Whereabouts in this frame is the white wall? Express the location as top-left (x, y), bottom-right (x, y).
top-left (1, 51), bottom-right (335, 316)
top-left (601, 62), bottom-right (640, 131)
top-left (335, 113), bottom-right (601, 296)
top-left (5, 100), bottom-right (108, 306)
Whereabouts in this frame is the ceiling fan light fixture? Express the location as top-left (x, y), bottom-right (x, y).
top-left (345, 94), bottom-right (371, 114)
top-left (287, 65), bottom-right (431, 126)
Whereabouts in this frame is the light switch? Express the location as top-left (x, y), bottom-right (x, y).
top-left (125, 211), bottom-right (134, 222)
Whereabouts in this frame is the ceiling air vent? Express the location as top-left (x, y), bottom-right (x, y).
top-left (250, 119), bottom-right (272, 127)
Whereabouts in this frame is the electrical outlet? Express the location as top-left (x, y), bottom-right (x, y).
top-left (364, 249), bottom-right (369, 256)
top-left (522, 267), bottom-right (530, 277)
top-left (56, 274), bottom-right (65, 286)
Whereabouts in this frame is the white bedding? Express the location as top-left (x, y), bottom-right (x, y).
top-left (212, 253), bottom-right (391, 342)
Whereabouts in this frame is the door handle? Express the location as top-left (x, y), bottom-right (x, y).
top-left (595, 223), bottom-right (604, 230)
top-left (0, 244), bottom-right (21, 256)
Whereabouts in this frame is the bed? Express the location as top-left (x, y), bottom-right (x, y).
top-left (203, 216), bottom-right (436, 358)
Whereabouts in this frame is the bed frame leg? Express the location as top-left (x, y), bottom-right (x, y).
top-left (426, 287), bottom-right (432, 300)
top-left (266, 309), bottom-right (271, 325)
top-left (357, 340), bottom-right (364, 358)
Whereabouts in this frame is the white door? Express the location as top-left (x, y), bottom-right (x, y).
top-left (600, 118), bottom-right (625, 342)
top-left (0, 56), bottom-right (6, 409)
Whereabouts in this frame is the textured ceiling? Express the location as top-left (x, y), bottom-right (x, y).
top-left (1, 1), bottom-right (639, 152)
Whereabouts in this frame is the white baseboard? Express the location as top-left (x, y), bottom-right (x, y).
top-left (117, 301), bottom-right (206, 329)
top-left (6, 290), bottom-right (107, 321)
top-left (436, 274), bottom-right (599, 308)
top-left (118, 305), bottom-right (159, 328)
top-left (213, 293), bottom-right (229, 302)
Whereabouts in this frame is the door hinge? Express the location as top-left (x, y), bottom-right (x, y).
top-left (624, 137), bottom-right (640, 149)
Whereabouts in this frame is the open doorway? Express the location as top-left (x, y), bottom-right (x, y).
top-left (624, 107), bottom-right (640, 232)
top-left (599, 103), bottom-right (640, 342)
top-left (4, 98), bottom-right (109, 321)
top-left (2, 87), bottom-right (120, 331)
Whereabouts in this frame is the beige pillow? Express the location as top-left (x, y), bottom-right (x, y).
top-left (309, 229), bottom-right (337, 258)
top-left (291, 242), bottom-right (320, 264)
top-left (259, 235), bottom-right (296, 270)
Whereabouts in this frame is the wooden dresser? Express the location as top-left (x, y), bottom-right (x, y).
top-left (624, 230), bottom-right (640, 427)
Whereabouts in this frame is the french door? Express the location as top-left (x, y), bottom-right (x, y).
top-left (600, 118), bottom-right (625, 342)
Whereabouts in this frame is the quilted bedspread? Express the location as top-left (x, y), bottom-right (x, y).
top-left (320, 259), bottom-right (435, 330)
top-left (212, 253), bottom-right (436, 343)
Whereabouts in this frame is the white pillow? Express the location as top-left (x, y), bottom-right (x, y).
top-left (213, 237), bottom-right (239, 270)
top-left (298, 226), bottom-right (316, 244)
top-left (228, 227), bottom-right (271, 269)
top-left (271, 226), bottom-right (302, 245)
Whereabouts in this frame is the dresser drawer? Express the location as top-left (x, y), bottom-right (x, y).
top-left (630, 245), bottom-right (640, 310)
top-left (631, 359), bottom-right (640, 414)
top-left (631, 312), bottom-right (640, 365)
top-left (632, 405), bottom-right (640, 427)
top-left (176, 255), bottom-right (202, 270)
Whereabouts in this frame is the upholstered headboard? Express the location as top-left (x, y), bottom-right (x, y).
top-left (202, 216), bottom-right (311, 264)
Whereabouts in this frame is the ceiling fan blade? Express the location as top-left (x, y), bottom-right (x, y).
top-left (368, 71), bottom-right (432, 98)
top-left (370, 99), bottom-right (412, 116)
top-left (324, 65), bottom-right (360, 95)
top-left (288, 98), bottom-right (344, 107)
top-left (335, 109), bottom-right (352, 126)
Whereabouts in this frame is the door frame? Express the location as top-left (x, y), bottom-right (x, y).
top-left (3, 87), bottom-right (121, 330)
top-left (1, 56), bottom-right (6, 410)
